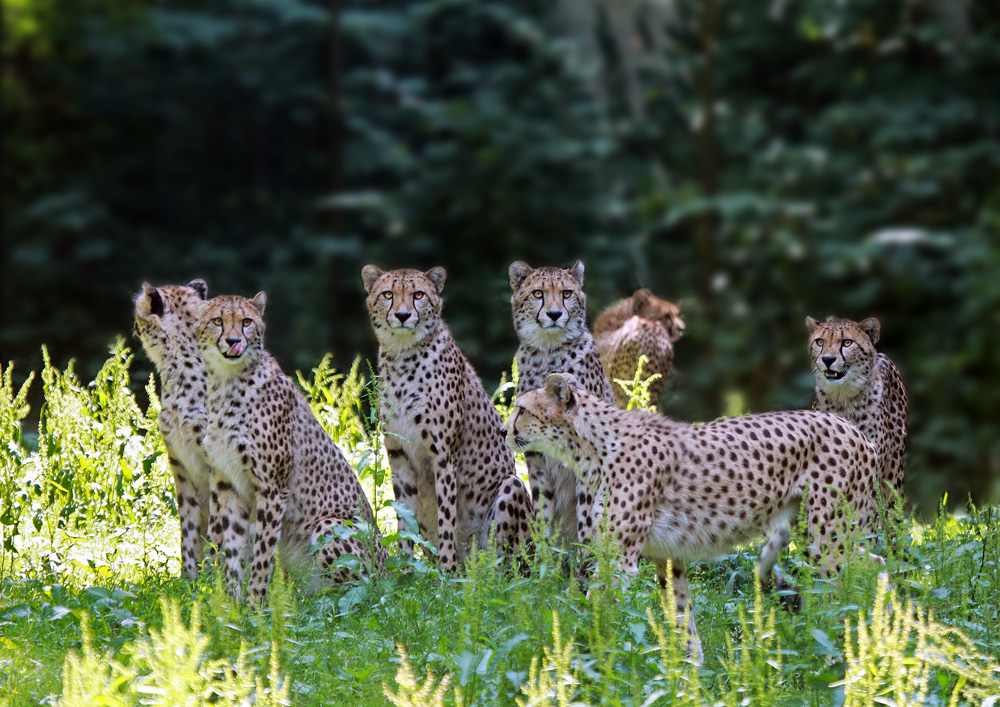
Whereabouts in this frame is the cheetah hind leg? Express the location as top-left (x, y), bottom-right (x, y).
top-left (654, 560), bottom-right (703, 665)
top-left (756, 508), bottom-right (803, 613)
top-left (172, 463), bottom-right (205, 581)
top-left (489, 476), bottom-right (538, 569)
top-left (309, 518), bottom-right (388, 589)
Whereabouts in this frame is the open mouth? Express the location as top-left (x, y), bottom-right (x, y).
top-left (223, 341), bottom-right (245, 359)
top-left (824, 368), bottom-right (846, 381)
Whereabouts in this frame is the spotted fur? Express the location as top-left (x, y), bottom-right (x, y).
top-left (806, 316), bottom-right (908, 504)
top-left (197, 293), bottom-right (384, 604)
top-left (506, 373), bottom-right (883, 661)
top-left (508, 260), bottom-right (614, 551)
top-left (363, 266), bottom-right (535, 572)
top-left (134, 279), bottom-right (215, 580)
top-left (593, 288), bottom-right (685, 409)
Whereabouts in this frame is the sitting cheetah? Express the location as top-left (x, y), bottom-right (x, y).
top-left (196, 292), bottom-right (385, 603)
top-left (362, 265), bottom-right (536, 573)
top-left (134, 279), bottom-right (215, 580)
top-left (505, 373), bottom-right (883, 660)
top-left (593, 288), bottom-right (685, 409)
top-left (508, 260), bottom-right (614, 550)
top-left (806, 316), bottom-right (908, 504)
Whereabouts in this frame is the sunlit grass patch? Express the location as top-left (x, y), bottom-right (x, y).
top-left (0, 345), bottom-right (998, 706)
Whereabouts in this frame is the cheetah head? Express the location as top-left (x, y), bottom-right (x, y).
top-left (505, 373), bottom-right (585, 462)
top-left (362, 266), bottom-right (446, 350)
top-left (508, 260), bottom-right (588, 348)
top-left (632, 288), bottom-right (685, 343)
top-left (133, 279), bottom-right (208, 369)
top-left (196, 292), bottom-right (267, 373)
top-left (805, 315), bottom-right (879, 394)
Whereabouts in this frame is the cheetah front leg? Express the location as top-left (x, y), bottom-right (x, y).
top-left (573, 482), bottom-right (609, 581)
top-left (211, 478), bottom-right (251, 600)
top-left (170, 457), bottom-right (204, 580)
top-left (246, 483), bottom-right (286, 605)
top-left (573, 479), bottom-right (596, 568)
top-left (654, 560), bottom-right (703, 664)
top-left (386, 444), bottom-right (421, 559)
top-left (525, 452), bottom-right (555, 536)
top-left (433, 455), bottom-right (461, 573)
top-left (490, 476), bottom-right (537, 559)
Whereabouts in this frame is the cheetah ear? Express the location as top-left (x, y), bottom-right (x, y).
top-left (508, 261), bottom-right (533, 291)
top-left (632, 288), bottom-right (652, 315)
top-left (186, 279), bottom-right (208, 300)
top-left (567, 260), bottom-right (585, 287)
top-left (250, 291), bottom-right (267, 316)
top-left (805, 316), bottom-right (820, 332)
top-left (361, 265), bottom-right (383, 294)
top-left (545, 373), bottom-right (576, 409)
top-left (859, 317), bottom-right (880, 345)
top-left (139, 283), bottom-right (164, 317)
top-left (425, 267), bottom-right (447, 294)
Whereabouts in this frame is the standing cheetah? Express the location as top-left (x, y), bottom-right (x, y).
top-left (806, 316), bottom-right (908, 504)
top-left (505, 373), bottom-right (883, 659)
top-left (134, 279), bottom-right (215, 580)
top-left (508, 260), bottom-right (614, 550)
top-left (593, 288), bottom-right (685, 409)
top-left (196, 292), bottom-right (385, 603)
top-left (362, 265), bottom-right (535, 573)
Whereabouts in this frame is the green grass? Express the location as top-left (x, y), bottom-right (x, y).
top-left (1, 343), bottom-right (999, 706)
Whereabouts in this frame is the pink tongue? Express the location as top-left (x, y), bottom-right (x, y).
top-left (228, 341), bottom-right (245, 356)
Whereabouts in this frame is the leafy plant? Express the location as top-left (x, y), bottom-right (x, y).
top-left (296, 354), bottom-right (367, 450)
top-left (383, 643), bottom-right (463, 707)
top-left (56, 597), bottom-right (290, 707)
top-left (612, 354), bottom-right (662, 412)
top-left (0, 362), bottom-right (33, 576)
top-left (838, 574), bottom-right (1000, 705)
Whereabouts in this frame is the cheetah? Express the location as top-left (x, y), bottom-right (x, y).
top-left (505, 373), bottom-right (883, 660)
top-left (196, 292), bottom-right (385, 603)
top-left (134, 279), bottom-right (215, 580)
top-left (593, 288), bottom-right (685, 409)
top-left (508, 260), bottom-right (614, 550)
top-left (362, 266), bottom-right (536, 572)
top-left (806, 316), bottom-right (908, 505)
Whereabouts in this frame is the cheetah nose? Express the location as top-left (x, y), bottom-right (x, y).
top-left (821, 355), bottom-right (836, 367)
top-left (546, 310), bottom-right (561, 322)
top-left (396, 311), bottom-right (411, 323)
top-left (225, 337), bottom-right (241, 346)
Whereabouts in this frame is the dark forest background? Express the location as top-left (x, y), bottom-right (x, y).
top-left (3, 0), bottom-right (999, 513)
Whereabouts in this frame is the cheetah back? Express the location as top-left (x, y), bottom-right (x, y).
top-left (593, 289), bottom-right (683, 409)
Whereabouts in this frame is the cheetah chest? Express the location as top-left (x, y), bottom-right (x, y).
top-left (520, 348), bottom-right (581, 391)
top-left (204, 410), bottom-right (258, 507)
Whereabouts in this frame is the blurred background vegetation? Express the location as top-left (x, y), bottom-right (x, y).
top-left (2, 0), bottom-right (998, 512)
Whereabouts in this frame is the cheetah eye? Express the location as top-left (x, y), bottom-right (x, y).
top-left (531, 290), bottom-right (543, 300)
top-left (211, 317), bottom-right (223, 326)
top-left (814, 338), bottom-right (824, 347)
top-left (413, 291), bottom-right (425, 300)
top-left (562, 289), bottom-right (573, 299)
top-left (843, 339), bottom-right (854, 347)
top-left (381, 291), bottom-right (393, 300)
top-left (242, 318), bottom-right (253, 327)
